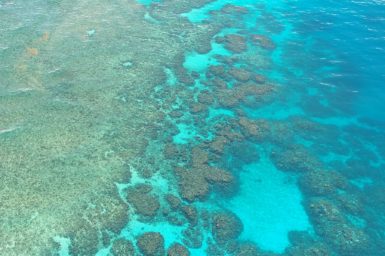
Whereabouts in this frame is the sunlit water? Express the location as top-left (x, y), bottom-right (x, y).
top-left (1, 0), bottom-right (385, 255)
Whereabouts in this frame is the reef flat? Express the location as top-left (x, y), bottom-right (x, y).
top-left (1, 0), bottom-right (385, 255)
top-left (0, 0), bottom-right (214, 254)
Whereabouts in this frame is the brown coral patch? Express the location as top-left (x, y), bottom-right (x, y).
top-left (26, 47), bottom-right (39, 56)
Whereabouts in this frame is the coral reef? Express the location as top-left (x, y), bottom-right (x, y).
top-left (212, 211), bottom-right (244, 244)
top-left (165, 194), bottom-right (182, 210)
top-left (286, 244), bottom-right (331, 256)
top-left (271, 145), bottom-right (322, 172)
top-left (2, 0), bottom-right (384, 255)
top-left (299, 170), bottom-right (348, 195)
top-left (111, 239), bottom-right (136, 256)
top-left (250, 34), bottom-right (276, 50)
top-left (232, 242), bottom-right (261, 256)
top-left (228, 141), bottom-right (260, 164)
top-left (175, 166), bottom-right (234, 202)
top-left (181, 205), bottom-right (199, 225)
top-left (229, 67), bottom-right (251, 82)
top-left (182, 225), bottom-right (204, 248)
top-left (220, 4), bottom-right (249, 15)
top-left (167, 243), bottom-right (190, 256)
top-left (126, 184), bottom-right (160, 218)
top-left (136, 232), bottom-right (165, 256)
top-left (306, 198), bottom-right (371, 255)
top-left (221, 34), bottom-right (248, 53)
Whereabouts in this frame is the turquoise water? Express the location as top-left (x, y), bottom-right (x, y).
top-left (1, 0), bottom-right (385, 255)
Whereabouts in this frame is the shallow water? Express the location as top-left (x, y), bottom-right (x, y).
top-left (1, 0), bottom-right (385, 255)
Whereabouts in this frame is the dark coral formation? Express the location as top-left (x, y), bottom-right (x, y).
top-left (271, 145), bottom-right (322, 172)
top-left (286, 231), bottom-right (331, 256)
top-left (227, 141), bottom-right (260, 165)
top-left (207, 65), bottom-right (227, 79)
top-left (182, 225), bottom-right (204, 248)
top-left (221, 34), bottom-right (248, 53)
top-left (221, 4), bottom-right (249, 15)
top-left (126, 184), bottom-right (160, 218)
top-left (238, 117), bottom-right (263, 139)
top-left (111, 239), bottom-right (135, 256)
top-left (286, 244), bottom-right (331, 256)
top-left (306, 198), bottom-right (370, 255)
top-left (229, 67), bottom-right (251, 82)
top-left (233, 243), bottom-right (264, 256)
top-left (69, 222), bottom-right (100, 256)
top-left (69, 194), bottom-right (129, 255)
top-left (253, 74), bottom-right (266, 84)
top-left (181, 205), bottom-right (199, 225)
top-left (299, 170), bottom-right (348, 195)
top-left (216, 83), bottom-right (276, 109)
top-left (167, 243), bottom-right (190, 256)
top-left (175, 167), bottom-right (234, 202)
top-left (334, 192), bottom-right (364, 215)
top-left (250, 34), bottom-right (276, 50)
top-left (212, 211), bottom-right (244, 244)
top-left (165, 194), bottom-right (182, 210)
top-left (136, 232), bottom-right (165, 256)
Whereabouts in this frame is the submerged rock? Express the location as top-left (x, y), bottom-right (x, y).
top-left (137, 232), bottom-right (165, 256)
top-left (212, 211), bottom-right (243, 244)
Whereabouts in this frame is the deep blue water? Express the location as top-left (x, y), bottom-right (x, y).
top-left (178, 0), bottom-right (385, 254)
top-left (288, 0), bottom-right (385, 121)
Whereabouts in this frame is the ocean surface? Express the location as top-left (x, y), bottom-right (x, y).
top-left (1, 0), bottom-right (385, 255)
